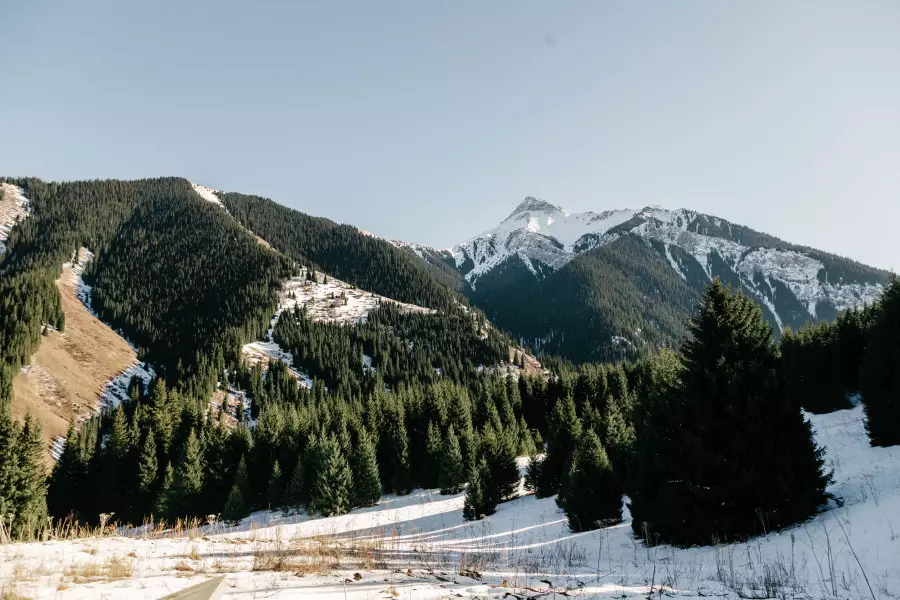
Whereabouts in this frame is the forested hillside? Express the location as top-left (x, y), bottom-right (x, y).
top-left (0, 175), bottom-right (530, 535)
top-left (472, 235), bottom-right (698, 362)
top-left (420, 199), bottom-right (892, 363)
top-left (222, 193), bottom-right (458, 311)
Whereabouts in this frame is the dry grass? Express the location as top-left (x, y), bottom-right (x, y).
top-left (0, 588), bottom-right (32, 600)
top-left (11, 254), bottom-right (140, 463)
top-left (63, 556), bottom-right (133, 584)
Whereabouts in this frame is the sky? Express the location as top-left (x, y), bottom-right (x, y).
top-left (1, 1), bottom-right (898, 270)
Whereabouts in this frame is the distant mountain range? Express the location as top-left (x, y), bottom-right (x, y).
top-left (393, 197), bottom-right (889, 361)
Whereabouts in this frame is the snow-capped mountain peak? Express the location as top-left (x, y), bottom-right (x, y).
top-left (447, 197), bottom-right (885, 333)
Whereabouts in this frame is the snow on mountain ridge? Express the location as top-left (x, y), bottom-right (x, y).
top-left (0, 183), bottom-right (30, 254)
top-left (449, 197), bottom-right (883, 322)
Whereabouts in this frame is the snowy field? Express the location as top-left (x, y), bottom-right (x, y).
top-left (2, 404), bottom-right (898, 599)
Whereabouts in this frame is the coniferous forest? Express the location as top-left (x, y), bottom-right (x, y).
top-left (1, 176), bottom-right (899, 549)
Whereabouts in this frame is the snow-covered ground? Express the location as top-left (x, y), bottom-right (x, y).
top-left (191, 182), bottom-right (226, 210)
top-left (0, 182), bottom-right (30, 254)
top-left (4, 404), bottom-right (898, 599)
top-left (240, 268), bottom-right (433, 383)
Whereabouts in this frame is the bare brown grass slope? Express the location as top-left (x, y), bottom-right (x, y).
top-left (12, 252), bottom-right (138, 463)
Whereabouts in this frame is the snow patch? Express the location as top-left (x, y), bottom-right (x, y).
top-left (68, 247), bottom-right (157, 410)
top-left (0, 183), bottom-right (31, 254)
top-left (190, 182), bottom-right (225, 209)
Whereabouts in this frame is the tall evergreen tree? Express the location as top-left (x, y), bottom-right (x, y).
top-left (0, 401), bottom-right (17, 519)
top-left (462, 458), bottom-right (496, 520)
top-left (222, 457), bottom-right (249, 522)
top-left (424, 421), bottom-right (443, 489)
top-left (308, 435), bottom-right (352, 517)
top-left (283, 453), bottom-right (306, 510)
top-left (166, 430), bottom-right (205, 519)
top-left (438, 428), bottom-right (465, 495)
top-left (155, 462), bottom-right (175, 518)
top-left (12, 413), bottom-right (48, 538)
top-left (266, 460), bottom-right (284, 508)
top-left (860, 278), bottom-right (900, 446)
top-left (350, 429), bottom-right (382, 507)
top-left (556, 430), bottom-right (621, 532)
top-left (136, 429), bottom-right (159, 519)
top-left (629, 280), bottom-right (831, 546)
top-left (536, 395), bottom-right (582, 497)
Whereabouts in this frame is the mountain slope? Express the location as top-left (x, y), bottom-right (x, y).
top-left (414, 197), bottom-right (889, 361)
top-left (222, 192), bottom-right (459, 311)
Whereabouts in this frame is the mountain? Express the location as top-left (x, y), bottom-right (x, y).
top-left (401, 197), bottom-right (890, 362)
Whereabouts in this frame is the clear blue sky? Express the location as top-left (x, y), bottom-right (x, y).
top-left (2, 1), bottom-right (898, 270)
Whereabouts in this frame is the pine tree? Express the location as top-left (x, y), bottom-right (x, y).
top-left (385, 416), bottom-right (411, 494)
top-left (13, 413), bottom-right (48, 538)
top-left (424, 421), bottom-right (443, 489)
top-left (629, 280), bottom-right (831, 546)
top-left (351, 429), bottom-right (382, 507)
top-left (860, 278), bottom-right (900, 446)
top-left (266, 460), bottom-right (284, 508)
top-left (308, 435), bottom-right (352, 517)
top-left (536, 395), bottom-right (582, 497)
top-left (283, 453), bottom-right (306, 510)
top-left (483, 428), bottom-right (519, 502)
top-left (166, 430), bottom-right (205, 519)
top-left (0, 400), bottom-right (17, 519)
top-left (438, 428), bottom-right (465, 494)
top-left (136, 429), bottom-right (158, 518)
top-left (155, 462), bottom-right (174, 518)
top-left (556, 430), bottom-right (621, 532)
top-left (523, 451), bottom-right (542, 494)
top-left (462, 459), bottom-right (496, 520)
top-left (222, 484), bottom-right (247, 523)
top-left (47, 422), bottom-right (81, 519)
top-left (222, 457), bottom-right (249, 522)
top-left (100, 407), bottom-right (131, 514)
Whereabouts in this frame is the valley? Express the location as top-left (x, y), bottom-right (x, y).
top-left (0, 176), bottom-right (897, 600)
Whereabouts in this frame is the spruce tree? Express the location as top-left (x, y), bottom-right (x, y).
top-left (222, 457), bottom-right (249, 521)
top-left (155, 462), bottom-right (175, 518)
top-left (462, 458), bottom-right (496, 520)
top-left (556, 430), bottom-right (621, 532)
top-left (283, 453), bottom-right (306, 510)
top-left (438, 428), bottom-right (465, 494)
top-left (629, 280), bottom-right (831, 546)
top-left (424, 421), bottom-right (443, 489)
top-left (860, 278), bottom-right (900, 446)
top-left (536, 395), bottom-right (582, 497)
top-left (13, 413), bottom-right (48, 538)
top-left (136, 429), bottom-right (158, 518)
top-left (48, 422), bottom-right (81, 519)
top-left (385, 417), bottom-right (411, 494)
top-left (100, 407), bottom-right (131, 514)
top-left (167, 430), bottom-right (205, 518)
top-left (523, 451), bottom-right (542, 494)
top-left (0, 401), bottom-right (17, 518)
top-left (308, 435), bottom-right (352, 517)
top-left (266, 460), bottom-right (284, 508)
top-left (222, 484), bottom-right (247, 523)
top-left (350, 429), bottom-right (382, 507)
